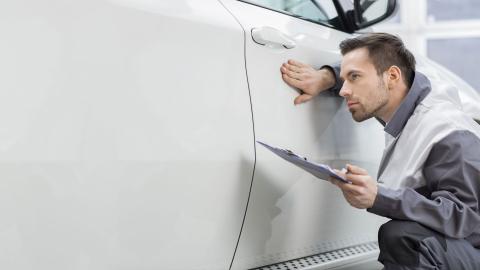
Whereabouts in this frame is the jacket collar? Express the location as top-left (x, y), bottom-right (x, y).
top-left (383, 71), bottom-right (431, 138)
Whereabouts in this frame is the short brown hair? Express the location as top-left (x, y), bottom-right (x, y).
top-left (339, 33), bottom-right (416, 87)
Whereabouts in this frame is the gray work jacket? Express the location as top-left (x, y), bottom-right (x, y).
top-left (326, 66), bottom-right (480, 247)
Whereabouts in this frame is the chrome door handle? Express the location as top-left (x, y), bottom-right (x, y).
top-left (251, 26), bottom-right (296, 49)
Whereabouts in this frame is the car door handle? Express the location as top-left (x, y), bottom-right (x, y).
top-left (251, 27), bottom-right (296, 49)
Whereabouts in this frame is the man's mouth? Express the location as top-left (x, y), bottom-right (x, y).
top-left (347, 101), bottom-right (359, 108)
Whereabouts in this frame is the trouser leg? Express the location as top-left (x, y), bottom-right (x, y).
top-left (377, 220), bottom-right (480, 270)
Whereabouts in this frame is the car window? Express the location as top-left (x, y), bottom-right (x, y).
top-left (240, 0), bottom-right (339, 26)
top-left (361, 0), bottom-right (388, 21)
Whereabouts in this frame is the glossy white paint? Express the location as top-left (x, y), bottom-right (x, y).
top-left (0, 0), bottom-right (254, 269)
top-left (219, 1), bottom-right (388, 269)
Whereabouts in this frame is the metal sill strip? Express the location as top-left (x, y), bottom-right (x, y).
top-left (250, 242), bottom-right (379, 270)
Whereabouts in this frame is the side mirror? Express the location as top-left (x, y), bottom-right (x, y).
top-left (353, 0), bottom-right (397, 29)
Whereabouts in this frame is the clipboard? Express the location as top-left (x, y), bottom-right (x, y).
top-left (256, 141), bottom-right (350, 183)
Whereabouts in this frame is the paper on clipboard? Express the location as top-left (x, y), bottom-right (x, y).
top-left (256, 141), bottom-right (350, 183)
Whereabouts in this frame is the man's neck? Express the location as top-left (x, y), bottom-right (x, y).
top-left (378, 85), bottom-right (409, 123)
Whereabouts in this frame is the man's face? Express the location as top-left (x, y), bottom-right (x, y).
top-left (339, 48), bottom-right (389, 122)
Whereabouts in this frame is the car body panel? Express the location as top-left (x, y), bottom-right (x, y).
top-left (0, 0), bottom-right (254, 269)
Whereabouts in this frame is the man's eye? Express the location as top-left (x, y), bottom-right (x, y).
top-left (351, 74), bottom-right (359, 80)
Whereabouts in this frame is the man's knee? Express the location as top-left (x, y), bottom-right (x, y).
top-left (378, 220), bottom-right (427, 266)
top-left (378, 220), bottom-right (422, 246)
top-left (379, 220), bottom-right (445, 248)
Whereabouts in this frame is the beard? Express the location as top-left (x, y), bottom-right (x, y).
top-left (350, 78), bottom-right (389, 122)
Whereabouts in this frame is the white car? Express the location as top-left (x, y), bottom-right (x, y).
top-left (1, 0), bottom-right (479, 269)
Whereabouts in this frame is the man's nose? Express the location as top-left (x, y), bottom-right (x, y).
top-left (339, 85), bottom-right (351, 97)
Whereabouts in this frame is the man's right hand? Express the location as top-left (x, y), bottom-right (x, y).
top-left (280, 59), bottom-right (336, 105)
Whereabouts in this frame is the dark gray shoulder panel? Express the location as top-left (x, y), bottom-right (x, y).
top-left (423, 129), bottom-right (480, 212)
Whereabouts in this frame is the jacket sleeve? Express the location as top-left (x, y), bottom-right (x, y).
top-left (367, 130), bottom-right (480, 238)
top-left (320, 62), bottom-right (343, 96)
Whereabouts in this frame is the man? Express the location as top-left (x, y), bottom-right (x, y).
top-left (280, 33), bottom-right (480, 269)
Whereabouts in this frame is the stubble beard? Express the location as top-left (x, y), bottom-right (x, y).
top-left (351, 79), bottom-right (389, 122)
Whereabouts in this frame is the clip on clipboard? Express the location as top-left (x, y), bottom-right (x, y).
top-left (256, 141), bottom-right (350, 183)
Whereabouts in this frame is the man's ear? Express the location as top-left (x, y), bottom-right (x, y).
top-left (386, 66), bottom-right (402, 89)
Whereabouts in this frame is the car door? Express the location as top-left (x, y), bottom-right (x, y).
top-left (219, 1), bottom-right (389, 269)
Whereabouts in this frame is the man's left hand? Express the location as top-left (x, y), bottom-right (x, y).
top-left (330, 164), bottom-right (378, 209)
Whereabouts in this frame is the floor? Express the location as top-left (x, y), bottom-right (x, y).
top-left (332, 259), bottom-right (384, 270)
